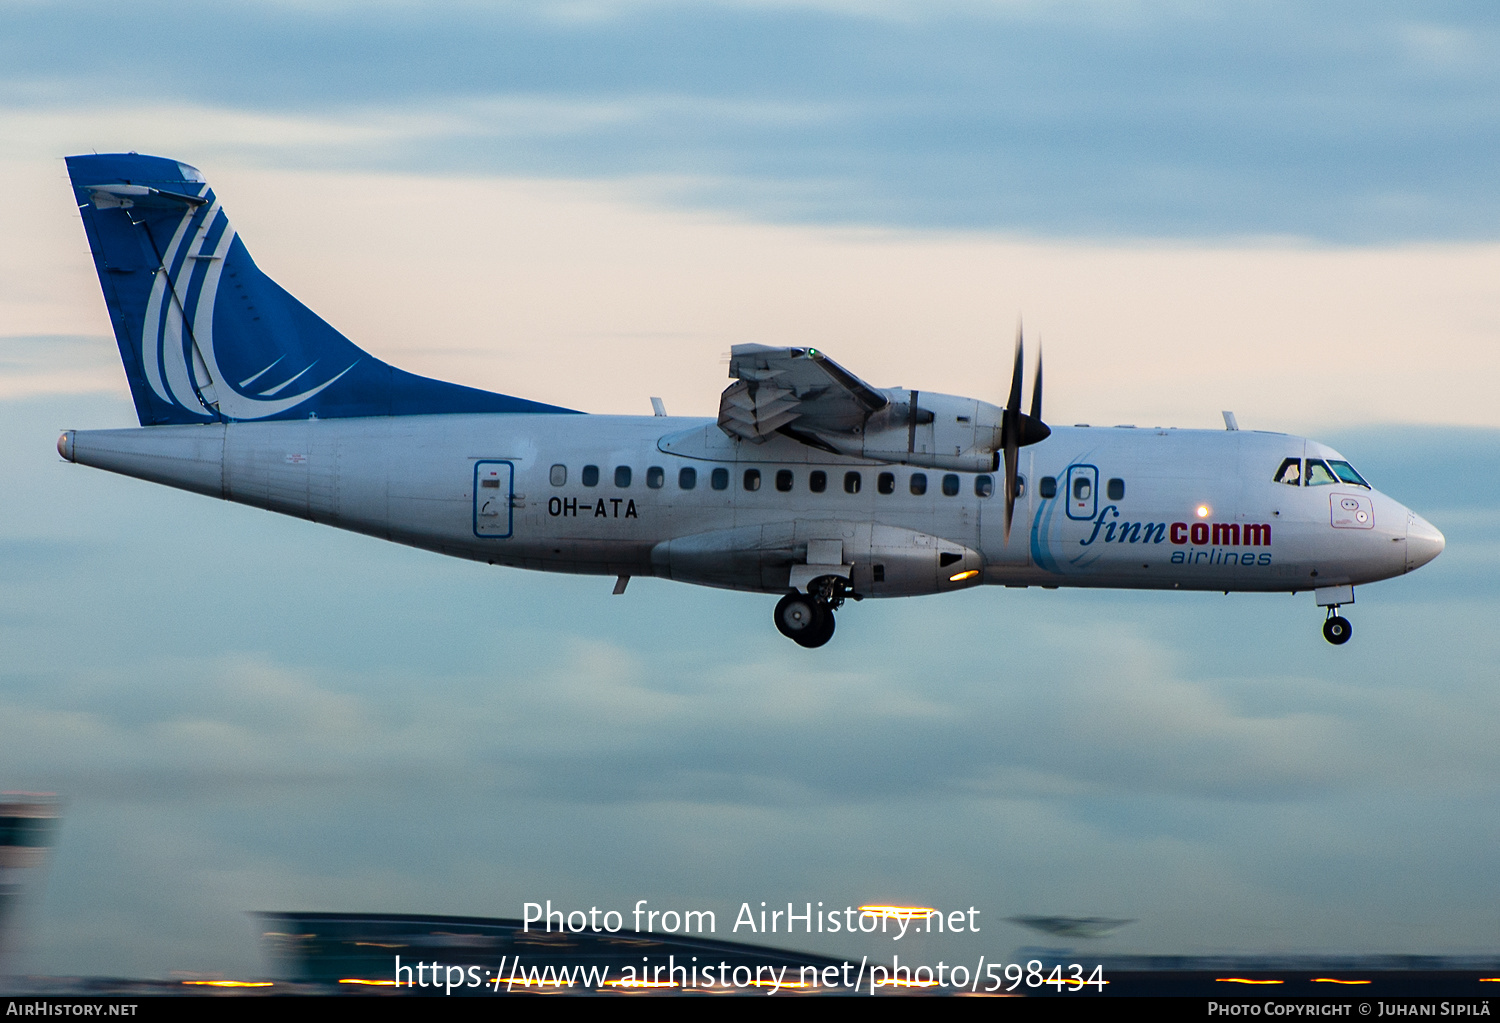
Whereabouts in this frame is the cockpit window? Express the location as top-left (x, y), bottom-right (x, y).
top-left (1304, 459), bottom-right (1338, 486)
top-left (1273, 456), bottom-right (1370, 488)
top-left (1326, 459), bottom-right (1370, 488)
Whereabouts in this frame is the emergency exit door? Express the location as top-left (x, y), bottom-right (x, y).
top-left (1066, 464), bottom-right (1098, 520)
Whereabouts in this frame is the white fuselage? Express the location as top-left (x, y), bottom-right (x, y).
top-left (60, 413), bottom-right (1442, 601)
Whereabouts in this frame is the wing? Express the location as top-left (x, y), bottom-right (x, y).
top-left (717, 344), bottom-right (890, 444)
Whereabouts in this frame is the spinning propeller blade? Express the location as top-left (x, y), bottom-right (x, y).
top-left (1001, 324), bottom-right (1049, 544)
top-left (1030, 345), bottom-right (1043, 423)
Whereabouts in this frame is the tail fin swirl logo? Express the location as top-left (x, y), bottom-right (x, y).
top-left (68, 152), bottom-right (579, 426)
top-left (140, 194), bottom-right (356, 421)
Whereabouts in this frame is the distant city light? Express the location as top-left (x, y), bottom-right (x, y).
top-left (858, 905), bottom-right (937, 920)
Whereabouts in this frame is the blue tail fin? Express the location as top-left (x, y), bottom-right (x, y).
top-left (66, 153), bottom-right (579, 425)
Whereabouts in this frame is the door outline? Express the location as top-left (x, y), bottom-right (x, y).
top-left (1065, 464), bottom-right (1098, 521)
top-left (473, 460), bottom-right (515, 538)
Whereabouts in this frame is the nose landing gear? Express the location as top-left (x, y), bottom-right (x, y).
top-left (1314, 585), bottom-right (1355, 646)
top-left (1322, 607), bottom-right (1352, 645)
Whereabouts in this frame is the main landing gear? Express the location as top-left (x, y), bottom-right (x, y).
top-left (774, 577), bottom-right (853, 648)
top-left (1322, 608), bottom-right (1352, 646)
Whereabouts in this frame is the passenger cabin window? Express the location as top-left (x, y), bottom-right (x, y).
top-left (615, 466), bottom-right (632, 488)
top-left (844, 471), bottom-right (862, 494)
top-left (678, 467), bottom-right (697, 490)
top-left (1039, 476), bottom-right (1058, 499)
top-left (1107, 477), bottom-right (1125, 501)
top-left (809, 470), bottom-right (828, 494)
top-left (975, 474), bottom-right (995, 498)
top-left (1273, 458), bottom-right (1302, 486)
top-left (744, 468), bottom-right (761, 491)
top-left (581, 465), bottom-right (599, 487)
top-left (776, 469), bottom-right (794, 492)
top-left (910, 473), bottom-right (928, 496)
top-left (1305, 459), bottom-right (1338, 486)
top-left (878, 472), bottom-right (895, 495)
top-left (711, 467), bottom-right (729, 491)
top-left (1073, 476), bottom-right (1091, 501)
top-left (646, 466), bottom-right (664, 489)
top-left (942, 473), bottom-right (960, 497)
top-left (550, 464), bottom-right (567, 487)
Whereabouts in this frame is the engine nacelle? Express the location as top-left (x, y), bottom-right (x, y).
top-left (811, 389), bottom-right (1002, 473)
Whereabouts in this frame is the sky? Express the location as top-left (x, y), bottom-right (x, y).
top-left (1, 0), bottom-right (1499, 981)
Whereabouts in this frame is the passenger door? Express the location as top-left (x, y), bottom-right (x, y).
top-left (473, 460), bottom-right (514, 538)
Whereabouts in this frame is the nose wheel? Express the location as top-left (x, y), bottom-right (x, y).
top-left (1322, 608), bottom-right (1352, 645)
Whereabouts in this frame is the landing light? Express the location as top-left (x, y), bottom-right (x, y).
top-left (949, 569), bottom-right (979, 582)
top-left (1196, 505), bottom-right (1210, 518)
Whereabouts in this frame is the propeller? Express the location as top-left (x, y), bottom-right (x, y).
top-left (1001, 325), bottom-right (1050, 543)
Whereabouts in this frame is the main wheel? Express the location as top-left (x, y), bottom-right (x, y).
top-left (1322, 615), bottom-right (1352, 645)
top-left (795, 607), bottom-right (836, 649)
top-left (775, 592), bottom-right (824, 641)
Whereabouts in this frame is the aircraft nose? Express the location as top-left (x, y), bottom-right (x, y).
top-left (1406, 512), bottom-right (1445, 572)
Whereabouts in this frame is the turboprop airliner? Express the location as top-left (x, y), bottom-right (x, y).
top-left (57, 153), bottom-right (1445, 648)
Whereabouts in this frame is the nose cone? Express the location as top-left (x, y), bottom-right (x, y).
top-left (1406, 513), bottom-right (1445, 572)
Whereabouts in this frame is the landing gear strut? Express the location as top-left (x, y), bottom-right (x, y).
top-left (1322, 607), bottom-right (1352, 645)
top-left (774, 576), bottom-right (850, 648)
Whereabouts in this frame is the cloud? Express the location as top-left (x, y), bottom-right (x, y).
top-left (2, 2), bottom-right (1499, 239)
top-left (0, 336), bottom-right (121, 398)
top-left (4, 393), bottom-right (1499, 973)
top-left (9, 591), bottom-right (1497, 812)
top-left (13, 153), bottom-right (1500, 431)
top-left (4, 1), bottom-right (1499, 976)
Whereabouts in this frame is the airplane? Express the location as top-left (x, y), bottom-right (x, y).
top-left (56, 153), bottom-right (1445, 648)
